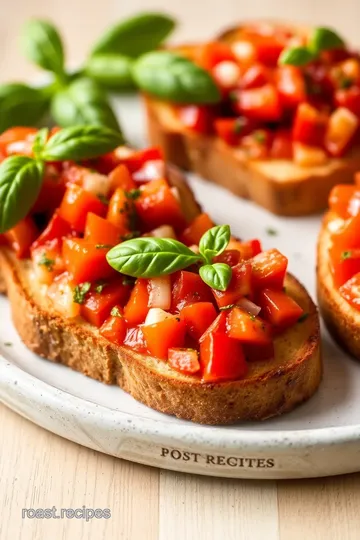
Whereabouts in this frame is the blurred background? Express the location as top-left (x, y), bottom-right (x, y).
top-left (1, 0), bottom-right (360, 82)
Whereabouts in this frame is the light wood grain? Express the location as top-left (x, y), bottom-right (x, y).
top-left (2, 1), bottom-right (360, 539)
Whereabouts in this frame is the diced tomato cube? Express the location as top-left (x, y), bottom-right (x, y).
top-left (227, 307), bottom-right (272, 345)
top-left (214, 118), bottom-right (241, 146)
top-left (47, 272), bottom-right (81, 319)
top-left (178, 106), bottom-right (212, 134)
top-left (276, 65), bottom-right (306, 109)
top-left (59, 184), bottom-right (107, 233)
top-left (118, 147), bottom-right (163, 173)
top-left (180, 302), bottom-right (218, 341)
top-left (123, 279), bottom-right (149, 325)
top-left (339, 272), bottom-right (360, 310)
top-left (84, 213), bottom-right (122, 246)
top-left (270, 130), bottom-right (293, 160)
top-left (180, 213), bottom-right (214, 246)
top-left (62, 238), bottom-right (115, 284)
top-left (325, 107), bottom-right (358, 157)
top-left (106, 188), bottom-right (133, 235)
top-left (199, 311), bottom-right (227, 342)
top-left (168, 348), bottom-right (200, 375)
top-left (109, 164), bottom-right (136, 192)
top-left (241, 63), bottom-right (270, 89)
top-left (329, 246), bottom-right (360, 287)
top-left (171, 271), bottom-right (214, 312)
top-left (331, 214), bottom-right (360, 251)
top-left (214, 249), bottom-right (241, 267)
top-left (135, 178), bottom-right (186, 232)
top-left (335, 86), bottom-right (360, 116)
top-left (212, 261), bottom-right (252, 308)
top-left (32, 166), bottom-right (66, 214)
top-left (329, 185), bottom-right (358, 219)
top-left (5, 218), bottom-right (38, 259)
top-left (32, 239), bottom-right (65, 285)
top-left (257, 289), bottom-right (303, 330)
top-left (143, 317), bottom-right (186, 359)
top-left (0, 127), bottom-right (37, 157)
top-left (292, 103), bottom-right (328, 147)
top-left (81, 281), bottom-right (131, 327)
top-left (31, 212), bottom-right (72, 251)
top-left (123, 326), bottom-right (146, 352)
top-left (200, 332), bottom-right (247, 382)
top-left (251, 249), bottom-right (288, 291)
top-left (196, 42), bottom-right (237, 70)
top-left (234, 84), bottom-right (282, 122)
top-left (100, 308), bottom-right (128, 346)
top-left (227, 238), bottom-right (262, 260)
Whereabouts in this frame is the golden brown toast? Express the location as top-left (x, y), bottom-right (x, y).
top-left (143, 23), bottom-right (360, 216)
top-left (317, 211), bottom-right (360, 358)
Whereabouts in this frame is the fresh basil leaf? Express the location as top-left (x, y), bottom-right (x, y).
top-left (0, 156), bottom-right (44, 233)
top-left (199, 263), bottom-right (232, 292)
top-left (107, 237), bottom-right (202, 278)
top-left (42, 125), bottom-right (123, 161)
top-left (309, 27), bottom-right (345, 54)
top-left (0, 83), bottom-right (49, 132)
top-left (199, 225), bottom-right (230, 263)
top-left (279, 46), bottom-right (315, 66)
top-left (51, 78), bottom-right (121, 131)
top-left (21, 19), bottom-right (65, 77)
top-left (90, 12), bottom-right (176, 58)
top-left (133, 51), bottom-right (221, 104)
top-left (32, 127), bottom-right (49, 158)
top-left (85, 54), bottom-right (135, 91)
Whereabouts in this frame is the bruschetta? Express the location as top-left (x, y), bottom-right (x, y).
top-left (143, 22), bottom-right (360, 216)
top-left (317, 179), bottom-right (360, 358)
top-left (0, 126), bottom-right (321, 424)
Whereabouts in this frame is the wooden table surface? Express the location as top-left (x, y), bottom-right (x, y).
top-left (1, 1), bottom-right (360, 538)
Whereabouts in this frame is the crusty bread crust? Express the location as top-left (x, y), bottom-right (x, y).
top-left (317, 211), bottom-right (360, 359)
top-left (145, 97), bottom-right (360, 216)
top-left (0, 245), bottom-right (321, 424)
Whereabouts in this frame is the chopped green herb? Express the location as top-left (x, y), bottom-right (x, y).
top-left (96, 244), bottom-right (112, 250)
top-left (73, 282), bottom-right (91, 304)
top-left (219, 304), bottom-right (235, 311)
top-left (111, 306), bottom-right (122, 317)
top-left (341, 251), bottom-right (352, 260)
top-left (249, 314), bottom-right (256, 321)
top-left (298, 312), bottom-right (309, 323)
top-left (266, 227), bottom-right (278, 236)
top-left (125, 189), bottom-right (141, 200)
top-left (95, 280), bottom-right (108, 293)
top-left (253, 131), bottom-right (266, 144)
top-left (97, 194), bottom-right (110, 205)
top-left (38, 254), bottom-right (55, 271)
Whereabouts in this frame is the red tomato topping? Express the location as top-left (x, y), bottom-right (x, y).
top-left (108, 164), bottom-right (136, 192)
top-left (0, 127), bottom-right (37, 156)
top-left (234, 84), bottom-right (282, 122)
top-left (5, 218), bottom-right (38, 258)
top-left (339, 273), bottom-right (360, 310)
top-left (143, 317), bottom-right (186, 359)
top-left (123, 279), bottom-right (149, 325)
top-left (270, 130), bottom-right (293, 159)
top-left (62, 239), bottom-right (115, 284)
top-left (241, 63), bottom-right (270, 89)
top-left (59, 184), bottom-right (107, 233)
top-left (100, 309), bottom-right (128, 346)
top-left (31, 213), bottom-right (71, 251)
top-left (292, 103), bottom-right (328, 147)
top-left (276, 65), bottom-right (306, 109)
top-left (172, 271), bottom-right (214, 312)
top-left (227, 307), bottom-right (272, 345)
top-left (81, 282), bottom-right (131, 327)
top-left (168, 348), bottom-right (200, 375)
top-left (251, 249), bottom-right (288, 291)
top-left (106, 188), bottom-right (133, 235)
top-left (178, 106), bottom-right (212, 134)
top-left (32, 167), bottom-right (66, 214)
top-left (257, 289), bottom-right (304, 330)
top-left (180, 302), bottom-right (218, 341)
top-left (212, 261), bottom-right (252, 308)
top-left (335, 86), bottom-right (360, 116)
top-left (84, 212), bottom-right (122, 246)
top-left (196, 42), bottom-right (236, 70)
top-left (328, 185), bottom-right (360, 219)
top-left (330, 246), bottom-right (360, 287)
top-left (180, 213), bottom-right (214, 245)
top-left (118, 147), bottom-right (163, 173)
top-left (214, 249), bottom-right (241, 267)
top-left (200, 332), bottom-right (247, 382)
top-left (331, 214), bottom-right (360, 251)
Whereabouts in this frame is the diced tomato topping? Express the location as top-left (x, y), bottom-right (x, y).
top-left (242, 342), bottom-right (275, 362)
top-left (292, 103), bottom-right (328, 147)
top-left (123, 279), bottom-right (149, 325)
top-left (329, 246), bottom-right (360, 287)
top-left (276, 65), bottom-right (306, 109)
top-left (241, 63), bottom-right (270, 89)
top-left (84, 213), bottom-right (122, 246)
top-left (234, 84), bottom-right (282, 122)
top-left (62, 238), bottom-right (115, 284)
top-left (227, 307), bottom-right (272, 345)
top-left (251, 249), bottom-right (288, 291)
top-left (214, 118), bottom-right (241, 146)
top-left (178, 106), bottom-right (212, 134)
top-left (180, 213), bottom-right (214, 245)
top-left (118, 147), bottom-right (163, 173)
top-left (339, 272), bottom-right (360, 309)
top-left (4, 218), bottom-right (38, 258)
top-left (324, 107), bottom-right (358, 157)
top-left (335, 86), bottom-right (360, 116)
top-left (123, 326), bottom-right (146, 352)
top-left (168, 348), bottom-right (200, 375)
top-left (0, 127), bottom-right (37, 156)
top-left (196, 42), bottom-right (236, 70)
top-left (81, 281), bottom-right (131, 327)
top-left (212, 261), bottom-right (252, 308)
top-left (100, 308), bottom-right (128, 346)
top-left (227, 238), bottom-right (262, 260)
top-left (143, 317), bottom-right (186, 359)
top-left (31, 213), bottom-right (71, 251)
top-left (270, 130), bottom-right (293, 159)
top-left (171, 271), bottom-right (214, 312)
top-left (214, 249), bottom-right (241, 267)
top-left (246, 32), bottom-right (285, 66)
top-left (200, 332), bottom-right (247, 382)
top-left (106, 188), bottom-right (133, 234)
top-left (32, 239), bottom-right (65, 285)
top-left (109, 164), bottom-right (136, 192)
top-left (135, 178), bottom-right (186, 232)
top-left (257, 289), bottom-right (304, 330)
top-left (328, 185), bottom-right (359, 218)
top-left (331, 214), bottom-right (360, 251)
top-left (180, 302), bottom-right (218, 341)
top-left (47, 272), bottom-right (80, 319)
top-left (32, 166), bottom-right (66, 214)
top-left (59, 184), bottom-right (107, 233)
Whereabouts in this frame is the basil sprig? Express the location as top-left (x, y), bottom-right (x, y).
top-left (279, 26), bottom-right (346, 67)
top-left (21, 20), bottom-right (65, 79)
top-left (85, 55), bottom-right (135, 90)
top-left (0, 125), bottom-right (123, 234)
top-left (0, 84), bottom-right (49, 132)
top-left (107, 225), bottom-right (232, 291)
top-left (132, 51), bottom-right (221, 104)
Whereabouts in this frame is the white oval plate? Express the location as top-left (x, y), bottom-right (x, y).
top-left (1, 95), bottom-right (360, 479)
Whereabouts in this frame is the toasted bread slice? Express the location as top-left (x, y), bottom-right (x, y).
top-left (143, 23), bottom-right (360, 216)
top-left (0, 246), bottom-right (321, 424)
top-left (317, 211), bottom-right (360, 358)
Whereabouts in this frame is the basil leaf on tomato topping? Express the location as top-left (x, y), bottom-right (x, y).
top-left (0, 156), bottom-right (44, 233)
top-left (199, 263), bottom-right (232, 292)
top-left (199, 225), bottom-right (230, 263)
top-left (279, 46), bottom-right (315, 66)
top-left (107, 237), bottom-right (202, 278)
top-left (309, 27), bottom-right (345, 54)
